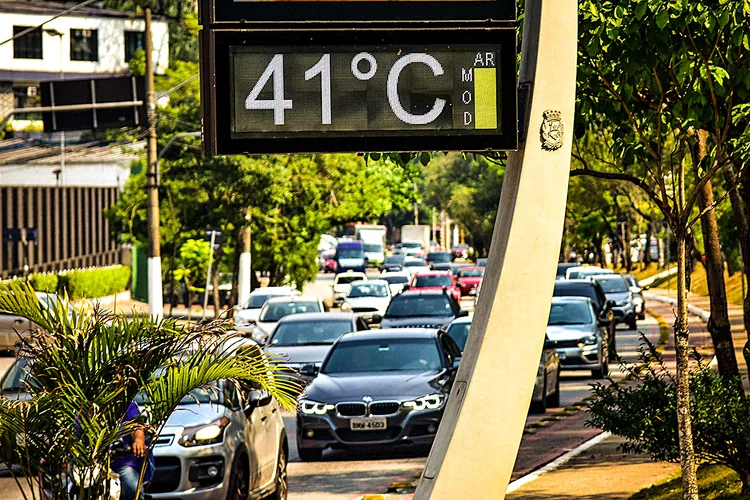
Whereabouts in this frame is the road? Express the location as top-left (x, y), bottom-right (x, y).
top-left (0, 272), bottom-right (672, 500)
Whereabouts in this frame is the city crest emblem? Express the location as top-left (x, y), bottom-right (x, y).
top-left (540, 110), bottom-right (564, 151)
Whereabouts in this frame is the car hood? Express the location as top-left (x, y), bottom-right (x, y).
top-left (306, 371), bottom-right (446, 402)
top-left (605, 291), bottom-right (631, 303)
top-left (265, 344), bottom-right (333, 365)
top-left (162, 401), bottom-right (228, 430)
top-left (546, 323), bottom-right (599, 341)
top-left (235, 309), bottom-right (261, 322)
top-left (381, 315), bottom-right (454, 328)
top-left (255, 321), bottom-right (277, 334)
top-left (333, 284), bottom-right (352, 293)
top-left (344, 297), bottom-right (390, 308)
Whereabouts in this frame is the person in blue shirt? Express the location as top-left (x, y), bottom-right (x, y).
top-left (112, 402), bottom-right (150, 500)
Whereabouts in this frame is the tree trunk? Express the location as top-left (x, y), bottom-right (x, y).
top-left (722, 161), bottom-right (750, 371)
top-left (698, 179), bottom-right (741, 383)
top-left (624, 220), bottom-right (633, 271)
top-left (212, 260), bottom-right (221, 320)
top-left (643, 221), bottom-right (653, 267)
top-left (675, 234), bottom-right (699, 500)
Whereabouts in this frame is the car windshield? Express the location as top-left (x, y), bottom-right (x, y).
top-left (403, 242), bottom-right (422, 249)
top-left (349, 283), bottom-right (389, 297)
top-left (338, 248), bottom-right (363, 259)
top-left (270, 320), bottom-right (353, 346)
top-left (335, 275), bottom-right (364, 285)
top-left (1, 358), bottom-right (32, 392)
top-left (447, 323), bottom-right (471, 351)
top-left (364, 244), bottom-right (382, 253)
top-left (428, 252), bottom-right (451, 263)
top-left (137, 380), bottom-right (225, 406)
top-left (548, 302), bottom-right (594, 325)
top-left (597, 278), bottom-right (628, 293)
top-left (404, 260), bottom-right (427, 267)
top-left (413, 275), bottom-right (452, 287)
top-left (385, 295), bottom-right (453, 317)
top-left (381, 275), bottom-right (408, 285)
top-left (322, 339), bottom-right (441, 374)
top-left (458, 268), bottom-right (484, 278)
top-left (384, 255), bottom-right (405, 264)
top-left (259, 301), bottom-right (321, 322)
top-left (245, 293), bottom-right (275, 309)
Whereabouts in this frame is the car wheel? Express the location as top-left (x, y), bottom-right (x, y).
top-left (267, 444), bottom-right (288, 500)
top-left (298, 447), bottom-right (323, 462)
top-left (638, 312), bottom-right (646, 320)
top-left (226, 453), bottom-right (249, 500)
top-left (628, 319), bottom-right (637, 330)
top-left (592, 351), bottom-right (607, 379)
top-left (529, 380), bottom-right (547, 414)
top-left (546, 374), bottom-right (561, 408)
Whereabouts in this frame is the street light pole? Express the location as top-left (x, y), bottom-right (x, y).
top-left (44, 28), bottom-right (65, 185)
top-left (144, 7), bottom-right (163, 318)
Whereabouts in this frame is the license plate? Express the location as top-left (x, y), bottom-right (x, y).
top-left (350, 417), bottom-right (387, 431)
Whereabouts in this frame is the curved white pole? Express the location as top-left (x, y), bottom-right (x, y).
top-left (413, 0), bottom-right (578, 496)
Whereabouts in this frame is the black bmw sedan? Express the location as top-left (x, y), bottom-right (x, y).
top-left (295, 328), bottom-right (461, 461)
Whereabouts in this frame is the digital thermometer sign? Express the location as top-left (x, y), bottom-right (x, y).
top-left (202, 30), bottom-right (517, 154)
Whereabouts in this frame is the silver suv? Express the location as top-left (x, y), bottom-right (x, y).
top-left (144, 379), bottom-right (288, 500)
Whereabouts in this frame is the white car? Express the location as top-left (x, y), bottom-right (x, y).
top-left (378, 271), bottom-right (411, 295)
top-left (332, 271), bottom-right (368, 306)
top-left (340, 280), bottom-right (392, 317)
top-left (402, 257), bottom-right (431, 277)
top-left (252, 296), bottom-right (325, 343)
top-left (233, 287), bottom-right (300, 334)
top-left (400, 240), bottom-right (424, 257)
top-left (566, 266), bottom-right (614, 280)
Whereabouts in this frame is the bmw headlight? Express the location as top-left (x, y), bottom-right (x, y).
top-left (179, 417), bottom-right (230, 447)
top-left (299, 400), bottom-right (335, 415)
top-left (403, 394), bottom-right (446, 411)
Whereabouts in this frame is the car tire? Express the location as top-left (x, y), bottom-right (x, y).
top-left (638, 312), bottom-right (646, 320)
top-left (546, 374), bottom-right (560, 408)
top-left (592, 351), bottom-right (607, 379)
top-left (226, 453), bottom-right (250, 500)
top-left (267, 443), bottom-right (288, 500)
top-left (628, 319), bottom-right (637, 330)
top-left (529, 380), bottom-right (547, 414)
top-left (298, 447), bottom-right (323, 462)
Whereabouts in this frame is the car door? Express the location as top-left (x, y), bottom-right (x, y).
top-left (0, 312), bottom-right (30, 350)
top-left (246, 382), bottom-right (276, 487)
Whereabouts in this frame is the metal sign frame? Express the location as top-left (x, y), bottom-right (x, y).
top-left (201, 27), bottom-right (518, 155)
top-left (200, 0), bottom-right (515, 25)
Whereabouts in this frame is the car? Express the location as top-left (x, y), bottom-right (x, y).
top-left (295, 328), bottom-right (461, 461)
top-left (399, 240), bottom-right (424, 257)
top-left (445, 317), bottom-right (560, 413)
top-left (426, 251), bottom-right (453, 271)
top-left (456, 266), bottom-right (485, 296)
top-left (252, 296), bottom-right (326, 343)
top-left (402, 257), bottom-right (431, 276)
top-left (409, 271), bottom-right (462, 303)
top-left (1, 355), bottom-right (32, 401)
top-left (362, 242), bottom-right (385, 268)
top-left (335, 240), bottom-right (366, 273)
top-left (556, 262), bottom-right (580, 280)
top-left (380, 290), bottom-right (467, 329)
top-left (476, 258), bottom-right (488, 268)
top-left (233, 287), bottom-right (300, 335)
top-left (449, 263), bottom-right (472, 278)
top-left (593, 275), bottom-right (638, 330)
top-left (565, 265), bottom-right (614, 280)
top-left (264, 312), bottom-right (369, 382)
top-left (319, 249), bottom-right (337, 273)
top-left (380, 254), bottom-right (406, 273)
top-left (378, 271), bottom-right (411, 296)
top-left (450, 244), bottom-right (470, 260)
top-left (0, 292), bottom-right (72, 352)
top-left (546, 297), bottom-right (609, 378)
top-left (340, 280), bottom-right (392, 318)
top-left (332, 271), bottom-right (368, 306)
top-left (623, 274), bottom-right (647, 320)
top-left (552, 279), bottom-right (616, 357)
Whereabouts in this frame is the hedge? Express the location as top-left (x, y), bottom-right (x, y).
top-left (57, 266), bottom-right (131, 300)
top-left (29, 273), bottom-right (59, 293)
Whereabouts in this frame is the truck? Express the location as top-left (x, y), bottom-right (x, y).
top-left (335, 240), bottom-right (366, 273)
top-left (355, 224), bottom-right (387, 267)
top-left (400, 225), bottom-right (431, 254)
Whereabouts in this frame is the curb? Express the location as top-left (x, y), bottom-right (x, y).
top-left (639, 266), bottom-right (678, 287)
top-left (644, 292), bottom-right (710, 323)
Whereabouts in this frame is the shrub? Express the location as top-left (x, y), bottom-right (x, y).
top-left (586, 337), bottom-right (750, 493)
top-left (29, 273), bottom-right (58, 293)
top-left (58, 266), bottom-right (131, 299)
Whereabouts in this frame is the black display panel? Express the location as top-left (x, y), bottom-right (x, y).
top-left (203, 29), bottom-right (517, 154)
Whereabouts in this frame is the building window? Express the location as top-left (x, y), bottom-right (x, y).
top-left (70, 29), bottom-right (98, 61)
top-left (124, 31), bottom-right (145, 62)
top-left (13, 26), bottom-right (43, 59)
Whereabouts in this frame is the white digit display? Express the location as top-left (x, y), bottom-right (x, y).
top-left (304, 54), bottom-right (332, 125)
top-left (244, 54), bottom-right (293, 125)
top-left (387, 53), bottom-right (446, 125)
top-left (351, 52), bottom-right (378, 81)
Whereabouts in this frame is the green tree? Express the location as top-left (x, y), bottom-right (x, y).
top-left (172, 238), bottom-right (211, 318)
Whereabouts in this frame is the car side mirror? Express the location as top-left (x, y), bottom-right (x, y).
top-left (300, 364), bottom-right (319, 378)
top-left (369, 314), bottom-right (383, 324)
top-left (606, 299), bottom-right (616, 309)
top-left (456, 310), bottom-right (469, 318)
top-left (245, 390), bottom-right (272, 414)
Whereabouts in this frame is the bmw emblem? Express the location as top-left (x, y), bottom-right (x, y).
top-left (362, 396), bottom-right (373, 403)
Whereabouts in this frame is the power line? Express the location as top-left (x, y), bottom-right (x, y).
top-left (0, 0), bottom-right (101, 47)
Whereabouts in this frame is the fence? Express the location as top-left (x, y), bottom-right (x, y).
top-left (1, 186), bottom-right (120, 278)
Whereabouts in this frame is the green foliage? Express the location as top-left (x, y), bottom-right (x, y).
top-left (58, 266), bottom-right (132, 299)
top-left (128, 48), bottom-right (146, 77)
top-left (28, 273), bottom-right (58, 293)
top-left (172, 239), bottom-right (211, 287)
top-left (0, 281), bottom-right (299, 498)
top-left (587, 338), bottom-right (750, 491)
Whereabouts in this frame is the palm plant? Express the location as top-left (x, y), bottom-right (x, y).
top-left (0, 281), bottom-right (300, 500)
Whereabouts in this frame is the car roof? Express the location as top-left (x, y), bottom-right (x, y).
top-left (380, 270), bottom-right (410, 277)
top-left (413, 271), bottom-right (452, 276)
top-left (593, 274), bottom-right (625, 280)
top-left (551, 296), bottom-right (593, 303)
top-left (336, 328), bottom-right (439, 343)
top-left (351, 279), bottom-right (389, 286)
top-left (458, 266), bottom-right (484, 271)
top-left (394, 289), bottom-right (450, 297)
top-left (250, 286), bottom-right (297, 294)
top-left (264, 295), bottom-right (321, 304)
top-left (449, 316), bottom-right (472, 325)
top-left (557, 279), bottom-right (598, 286)
top-left (277, 312), bottom-right (353, 323)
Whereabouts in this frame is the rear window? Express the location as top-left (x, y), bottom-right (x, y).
top-left (245, 293), bottom-right (274, 309)
top-left (548, 302), bottom-right (594, 325)
top-left (553, 283), bottom-right (600, 306)
top-left (413, 275), bottom-right (453, 288)
top-left (596, 278), bottom-right (628, 293)
top-left (458, 268), bottom-right (484, 278)
top-left (335, 275), bottom-right (365, 285)
top-left (427, 252), bottom-right (451, 263)
top-left (381, 275), bottom-right (409, 285)
top-left (384, 255), bottom-right (405, 264)
top-left (259, 301), bottom-right (321, 322)
top-left (385, 295), bottom-right (453, 317)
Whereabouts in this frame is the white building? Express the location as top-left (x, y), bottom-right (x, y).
top-left (0, 0), bottom-right (169, 124)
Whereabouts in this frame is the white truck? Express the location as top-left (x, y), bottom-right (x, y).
top-left (355, 224), bottom-right (387, 267)
top-left (400, 225), bottom-right (431, 254)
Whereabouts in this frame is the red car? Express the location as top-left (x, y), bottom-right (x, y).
top-left (410, 271), bottom-right (462, 303)
top-left (456, 266), bottom-right (485, 296)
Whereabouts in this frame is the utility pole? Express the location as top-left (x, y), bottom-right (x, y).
top-left (237, 212), bottom-right (252, 309)
top-left (145, 7), bottom-right (163, 318)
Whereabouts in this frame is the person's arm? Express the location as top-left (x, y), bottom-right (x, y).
top-left (132, 429), bottom-right (146, 458)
